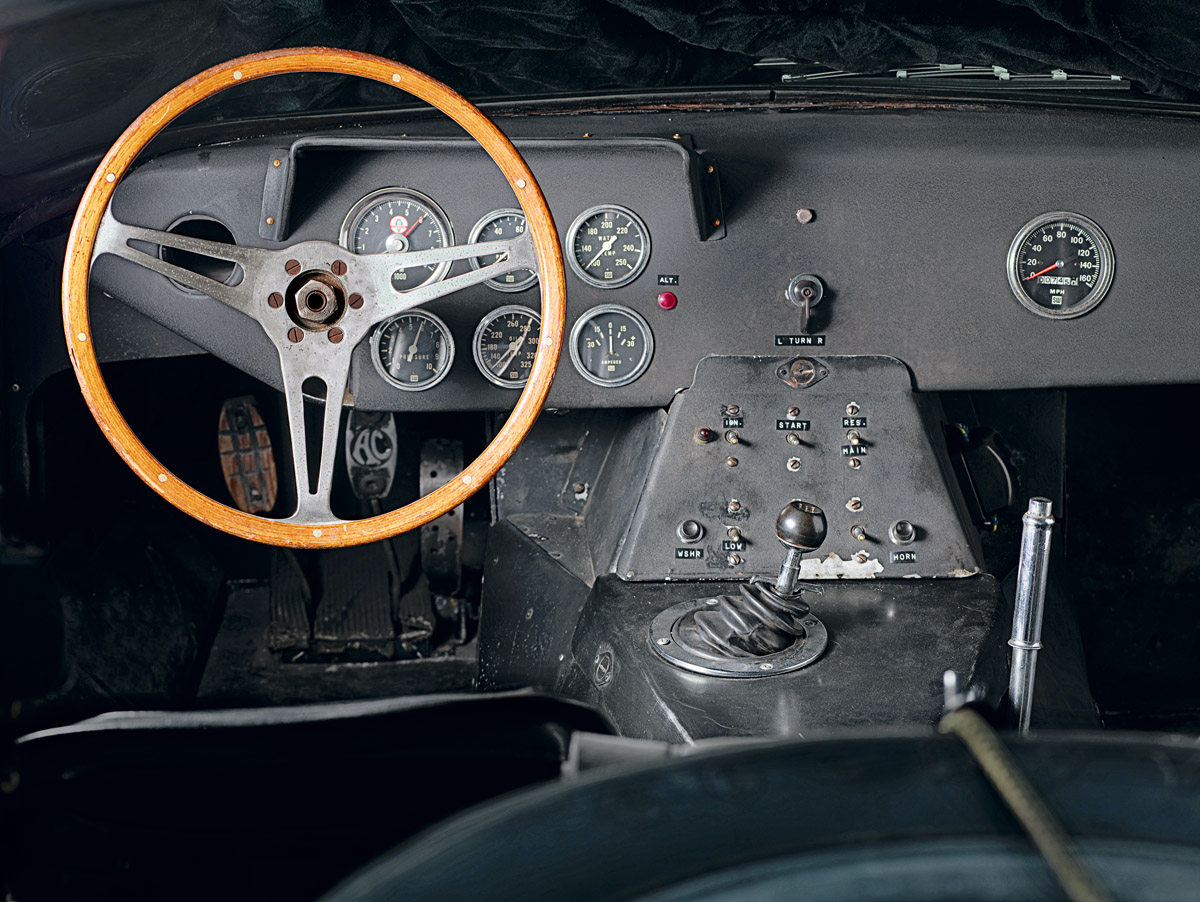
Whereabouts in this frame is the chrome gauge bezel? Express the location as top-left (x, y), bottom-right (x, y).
top-left (468, 209), bottom-right (538, 293)
top-left (569, 303), bottom-right (655, 388)
top-left (566, 204), bottom-right (651, 289)
top-left (472, 305), bottom-right (542, 388)
top-left (370, 309), bottom-right (456, 392)
top-left (1006, 211), bottom-right (1115, 320)
top-left (338, 187), bottom-right (456, 292)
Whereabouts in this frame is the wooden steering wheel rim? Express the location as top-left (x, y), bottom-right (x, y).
top-left (62, 48), bottom-right (566, 548)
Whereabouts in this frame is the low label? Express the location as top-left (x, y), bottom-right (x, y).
top-left (775, 334), bottom-right (826, 347)
top-left (721, 541), bottom-right (745, 552)
top-left (841, 444), bottom-right (868, 457)
top-left (843, 417), bottom-right (867, 428)
top-left (657, 274), bottom-right (680, 286)
top-left (891, 551), bottom-right (918, 564)
top-left (675, 548), bottom-right (704, 560)
top-left (776, 419), bottom-right (811, 431)
top-left (723, 416), bottom-right (744, 428)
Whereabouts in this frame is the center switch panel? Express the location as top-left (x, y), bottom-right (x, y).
top-left (616, 355), bottom-right (982, 580)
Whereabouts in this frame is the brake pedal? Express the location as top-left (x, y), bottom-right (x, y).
top-left (218, 396), bottom-right (278, 514)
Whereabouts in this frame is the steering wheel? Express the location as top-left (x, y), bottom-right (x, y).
top-left (62, 48), bottom-right (566, 548)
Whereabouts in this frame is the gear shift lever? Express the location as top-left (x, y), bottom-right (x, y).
top-left (774, 500), bottom-right (828, 596)
top-left (656, 499), bottom-right (829, 671)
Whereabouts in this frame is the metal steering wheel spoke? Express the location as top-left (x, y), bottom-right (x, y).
top-left (276, 346), bottom-right (353, 525)
top-left (360, 233), bottom-right (537, 322)
top-left (93, 208), bottom-right (272, 317)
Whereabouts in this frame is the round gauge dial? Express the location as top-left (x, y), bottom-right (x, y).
top-left (1007, 212), bottom-right (1114, 319)
top-left (567, 205), bottom-right (650, 289)
top-left (469, 209), bottom-right (537, 292)
top-left (473, 305), bottom-right (542, 388)
top-left (340, 188), bottom-right (454, 292)
top-left (569, 304), bottom-right (654, 387)
top-left (371, 310), bottom-right (455, 391)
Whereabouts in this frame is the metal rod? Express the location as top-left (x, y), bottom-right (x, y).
top-left (774, 548), bottom-right (804, 597)
top-left (1008, 497), bottom-right (1055, 734)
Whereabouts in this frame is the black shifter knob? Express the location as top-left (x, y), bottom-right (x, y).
top-left (776, 500), bottom-right (827, 552)
top-left (774, 500), bottom-right (825, 597)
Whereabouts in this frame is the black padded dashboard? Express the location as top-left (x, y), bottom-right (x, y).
top-left (81, 101), bottom-right (1200, 411)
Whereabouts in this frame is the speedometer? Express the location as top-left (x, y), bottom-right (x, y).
top-left (1007, 212), bottom-right (1114, 319)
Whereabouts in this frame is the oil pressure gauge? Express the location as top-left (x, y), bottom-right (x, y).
top-left (569, 304), bottom-right (654, 387)
top-left (1007, 212), bottom-right (1114, 319)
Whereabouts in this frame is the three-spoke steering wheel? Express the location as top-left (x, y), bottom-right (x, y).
top-left (62, 48), bottom-right (566, 548)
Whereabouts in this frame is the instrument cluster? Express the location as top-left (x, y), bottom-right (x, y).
top-left (339, 187), bottom-right (656, 391)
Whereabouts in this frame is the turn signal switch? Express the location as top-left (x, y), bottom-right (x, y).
top-left (651, 500), bottom-right (830, 677)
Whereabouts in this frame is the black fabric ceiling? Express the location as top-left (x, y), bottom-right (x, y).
top-left (2, 0), bottom-right (1199, 201)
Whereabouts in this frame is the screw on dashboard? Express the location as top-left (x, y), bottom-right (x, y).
top-left (331, 260), bottom-right (347, 276)
top-left (348, 293), bottom-right (364, 309)
top-left (848, 458), bottom-right (862, 469)
top-left (328, 328), bottom-right (344, 344)
top-left (285, 259), bottom-right (302, 275)
top-left (287, 328), bottom-right (303, 343)
top-left (726, 457), bottom-right (739, 468)
top-left (267, 292), bottom-right (284, 308)
top-left (796, 208), bottom-right (815, 224)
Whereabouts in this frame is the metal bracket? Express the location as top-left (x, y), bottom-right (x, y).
top-left (420, 438), bottom-right (464, 596)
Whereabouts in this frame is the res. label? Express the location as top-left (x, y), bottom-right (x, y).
top-left (843, 417), bottom-right (867, 428)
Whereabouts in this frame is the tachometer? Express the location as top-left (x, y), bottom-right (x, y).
top-left (569, 304), bottom-right (654, 387)
top-left (1007, 212), bottom-right (1114, 319)
top-left (566, 205), bottom-right (650, 289)
top-left (371, 310), bottom-right (455, 391)
top-left (340, 188), bottom-right (454, 292)
top-left (473, 305), bottom-right (541, 388)
top-left (469, 209), bottom-right (537, 292)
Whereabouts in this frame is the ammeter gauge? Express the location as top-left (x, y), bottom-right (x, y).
top-left (569, 304), bottom-right (654, 387)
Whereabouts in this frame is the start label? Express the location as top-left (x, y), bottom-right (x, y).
top-left (776, 419), bottom-right (811, 431)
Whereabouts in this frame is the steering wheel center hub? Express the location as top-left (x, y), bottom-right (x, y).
top-left (286, 271), bottom-right (346, 331)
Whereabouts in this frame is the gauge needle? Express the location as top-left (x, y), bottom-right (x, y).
top-left (406, 320), bottom-right (426, 362)
top-left (586, 236), bottom-right (617, 269)
top-left (492, 321), bottom-right (532, 375)
top-left (1024, 260), bottom-right (1064, 281)
top-left (402, 214), bottom-right (426, 238)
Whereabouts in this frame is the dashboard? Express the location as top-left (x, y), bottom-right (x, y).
top-left (18, 101), bottom-right (1200, 415)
